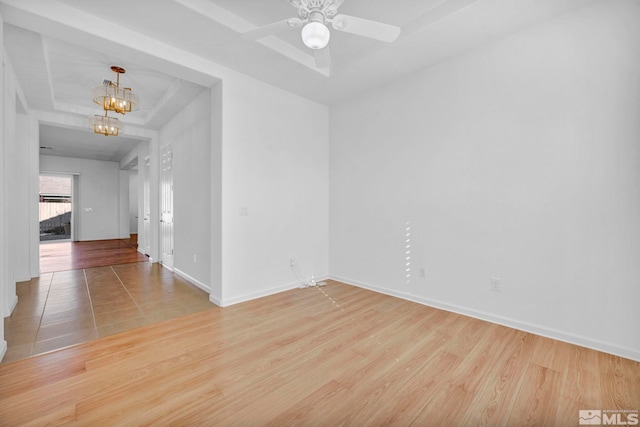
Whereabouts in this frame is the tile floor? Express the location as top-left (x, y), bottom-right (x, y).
top-left (2, 262), bottom-right (214, 364)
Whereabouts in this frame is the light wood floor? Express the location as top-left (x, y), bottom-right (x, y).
top-left (0, 281), bottom-right (638, 425)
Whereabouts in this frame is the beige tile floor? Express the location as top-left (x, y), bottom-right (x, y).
top-left (2, 262), bottom-right (214, 364)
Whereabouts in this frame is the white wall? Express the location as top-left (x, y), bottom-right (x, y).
top-left (129, 170), bottom-right (138, 233)
top-left (209, 83), bottom-right (222, 304)
top-left (217, 74), bottom-right (330, 306)
top-left (118, 169), bottom-right (129, 238)
top-left (329, 0), bottom-right (640, 360)
top-left (28, 115), bottom-right (40, 278)
top-left (7, 112), bottom-right (30, 283)
top-left (159, 89), bottom-right (211, 290)
top-left (40, 155), bottom-right (121, 241)
top-left (0, 13), bottom-right (7, 359)
top-left (2, 52), bottom-right (29, 318)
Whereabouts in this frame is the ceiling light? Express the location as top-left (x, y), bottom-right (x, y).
top-left (92, 66), bottom-right (139, 115)
top-left (301, 22), bottom-right (330, 49)
top-left (89, 111), bottom-right (122, 137)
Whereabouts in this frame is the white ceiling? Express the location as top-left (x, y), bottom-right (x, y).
top-left (0, 0), bottom-right (593, 162)
top-left (39, 124), bottom-right (143, 164)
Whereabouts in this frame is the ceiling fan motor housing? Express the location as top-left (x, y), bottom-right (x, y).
top-left (292, 0), bottom-right (341, 22)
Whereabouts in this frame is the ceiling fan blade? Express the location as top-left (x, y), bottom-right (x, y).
top-left (332, 14), bottom-right (400, 43)
top-left (314, 46), bottom-right (331, 69)
top-left (242, 18), bottom-right (302, 40)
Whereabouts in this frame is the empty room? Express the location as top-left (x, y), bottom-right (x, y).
top-left (0, 0), bottom-right (639, 425)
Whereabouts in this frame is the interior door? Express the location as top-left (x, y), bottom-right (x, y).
top-left (160, 146), bottom-right (174, 269)
top-left (143, 157), bottom-right (151, 256)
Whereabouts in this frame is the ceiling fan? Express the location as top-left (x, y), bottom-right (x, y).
top-left (242, 0), bottom-right (401, 69)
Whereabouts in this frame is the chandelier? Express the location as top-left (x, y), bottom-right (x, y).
top-left (88, 65), bottom-right (139, 137)
top-left (92, 66), bottom-right (139, 115)
top-left (89, 110), bottom-right (122, 137)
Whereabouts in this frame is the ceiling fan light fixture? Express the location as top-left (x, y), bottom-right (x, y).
top-left (301, 21), bottom-right (330, 49)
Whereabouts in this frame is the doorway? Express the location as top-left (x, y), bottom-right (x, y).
top-left (39, 174), bottom-right (73, 242)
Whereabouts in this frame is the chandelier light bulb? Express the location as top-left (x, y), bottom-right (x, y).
top-left (301, 22), bottom-right (330, 49)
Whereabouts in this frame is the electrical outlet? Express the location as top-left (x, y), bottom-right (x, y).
top-left (193, 254), bottom-right (197, 263)
top-left (290, 257), bottom-right (296, 267)
top-left (491, 277), bottom-right (501, 292)
top-left (420, 267), bottom-right (426, 278)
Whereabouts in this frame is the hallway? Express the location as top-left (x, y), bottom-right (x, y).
top-left (2, 240), bottom-right (213, 364)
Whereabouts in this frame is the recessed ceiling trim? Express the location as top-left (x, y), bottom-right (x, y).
top-left (51, 101), bottom-right (101, 117)
top-left (35, 110), bottom-right (156, 140)
top-left (143, 78), bottom-right (184, 126)
top-left (51, 101), bottom-right (147, 127)
top-left (329, 0), bottom-right (481, 76)
top-left (173, 0), bottom-right (254, 33)
top-left (0, 0), bottom-right (228, 86)
top-left (40, 36), bottom-right (57, 109)
top-left (3, 53), bottom-right (30, 111)
top-left (403, 0), bottom-right (481, 36)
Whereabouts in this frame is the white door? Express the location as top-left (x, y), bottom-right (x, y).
top-left (160, 146), bottom-right (174, 269)
top-left (143, 157), bottom-right (151, 256)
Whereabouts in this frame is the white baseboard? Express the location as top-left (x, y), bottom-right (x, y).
top-left (8, 295), bottom-right (18, 316)
top-left (209, 294), bottom-right (222, 307)
top-left (0, 340), bottom-right (7, 362)
top-left (173, 268), bottom-right (210, 293)
top-left (331, 275), bottom-right (640, 362)
top-left (217, 275), bottom-right (330, 308)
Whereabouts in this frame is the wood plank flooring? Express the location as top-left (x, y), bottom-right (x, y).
top-left (40, 237), bottom-right (148, 273)
top-left (1, 281), bottom-right (638, 425)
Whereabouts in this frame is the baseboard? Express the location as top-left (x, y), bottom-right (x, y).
top-left (8, 295), bottom-right (18, 316)
top-left (0, 340), bottom-right (6, 362)
top-left (173, 268), bottom-right (210, 293)
top-left (218, 275), bottom-right (330, 308)
top-left (15, 274), bottom-right (31, 283)
top-left (331, 275), bottom-right (640, 362)
top-left (209, 294), bottom-right (222, 307)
